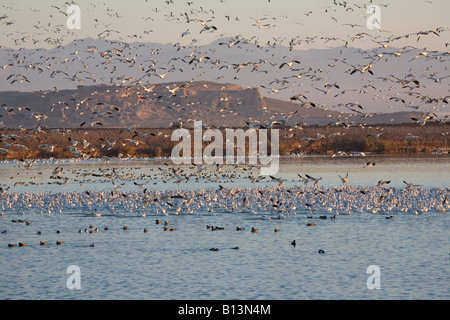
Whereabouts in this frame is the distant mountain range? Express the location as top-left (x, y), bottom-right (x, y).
top-left (0, 36), bottom-right (448, 128)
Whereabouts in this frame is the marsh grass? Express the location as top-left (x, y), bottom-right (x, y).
top-left (0, 123), bottom-right (448, 160)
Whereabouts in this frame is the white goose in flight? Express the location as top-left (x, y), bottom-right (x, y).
top-left (339, 173), bottom-right (348, 185)
top-left (403, 181), bottom-right (422, 189)
top-left (305, 174), bottom-right (322, 186)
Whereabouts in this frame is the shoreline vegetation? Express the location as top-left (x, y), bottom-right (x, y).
top-left (0, 123), bottom-right (449, 161)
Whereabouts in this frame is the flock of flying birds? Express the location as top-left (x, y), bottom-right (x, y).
top-left (0, 1), bottom-right (449, 198)
top-left (1, 160), bottom-right (449, 250)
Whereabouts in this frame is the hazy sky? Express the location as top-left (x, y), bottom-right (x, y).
top-left (1, 0), bottom-right (449, 50)
top-left (0, 0), bottom-right (448, 116)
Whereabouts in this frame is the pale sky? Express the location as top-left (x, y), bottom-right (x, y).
top-left (1, 0), bottom-right (449, 50)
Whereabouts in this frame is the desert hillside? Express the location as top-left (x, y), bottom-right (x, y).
top-left (0, 81), bottom-right (427, 129)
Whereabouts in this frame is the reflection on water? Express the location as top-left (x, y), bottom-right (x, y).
top-left (0, 155), bottom-right (449, 300)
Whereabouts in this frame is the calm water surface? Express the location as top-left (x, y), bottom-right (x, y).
top-left (1, 155), bottom-right (449, 300)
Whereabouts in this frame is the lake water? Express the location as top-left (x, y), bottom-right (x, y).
top-left (1, 155), bottom-right (449, 300)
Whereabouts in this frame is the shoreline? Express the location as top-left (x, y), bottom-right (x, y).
top-left (0, 151), bottom-right (449, 165)
top-left (1, 123), bottom-right (449, 160)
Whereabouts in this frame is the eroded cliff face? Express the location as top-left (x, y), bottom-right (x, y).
top-left (0, 81), bottom-right (271, 128)
top-left (0, 81), bottom-right (421, 129)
